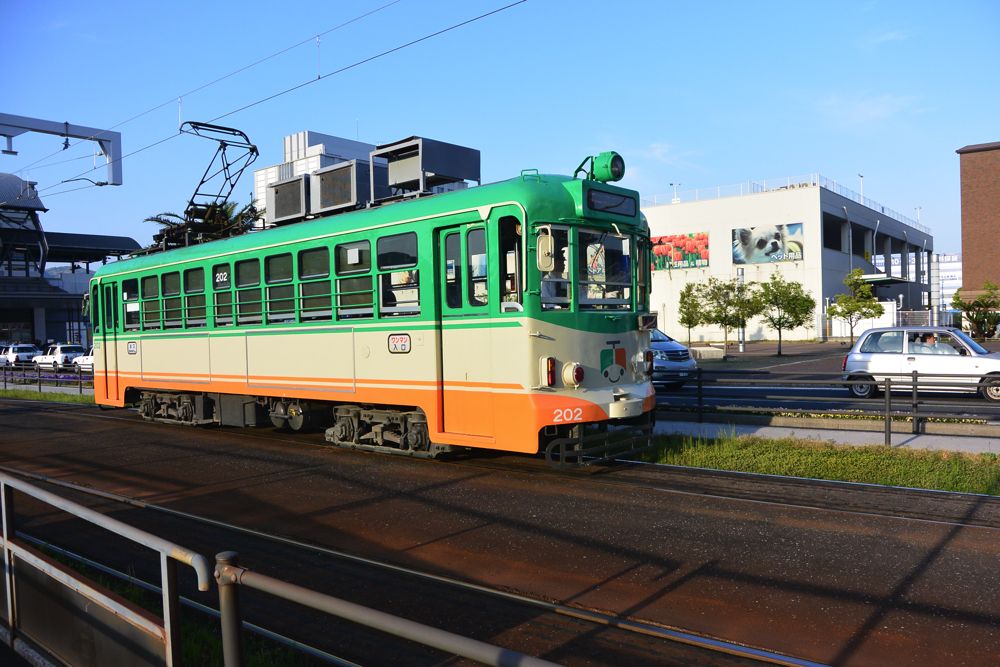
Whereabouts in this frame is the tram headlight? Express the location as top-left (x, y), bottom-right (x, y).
top-left (592, 151), bottom-right (625, 182)
top-left (562, 362), bottom-right (585, 387)
top-left (644, 350), bottom-right (654, 375)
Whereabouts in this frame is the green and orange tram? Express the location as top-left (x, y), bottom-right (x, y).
top-left (87, 150), bottom-right (657, 465)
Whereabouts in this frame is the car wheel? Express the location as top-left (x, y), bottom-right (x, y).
top-left (981, 376), bottom-right (1000, 403)
top-left (848, 375), bottom-right (878, 399)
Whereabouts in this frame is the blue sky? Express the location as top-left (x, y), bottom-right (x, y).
top-left (6, 0), bottom-right (999, 253)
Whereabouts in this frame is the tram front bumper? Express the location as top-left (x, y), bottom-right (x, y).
top-left (607, 394), bottom-right (645, 419)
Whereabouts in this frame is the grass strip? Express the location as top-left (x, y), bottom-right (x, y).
top-left (647, 432), bottom-right (1000, 495)
top-left (0, 389), bottom-right (94, 404)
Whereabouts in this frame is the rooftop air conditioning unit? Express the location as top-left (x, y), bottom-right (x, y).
top-left (265, 174), bottom-right (309, 226)
top-left (370, 136), bottom-right (480, 199)
top-left (310, 160), bottom-right (388, 216)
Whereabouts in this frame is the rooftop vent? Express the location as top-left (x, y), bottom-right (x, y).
top-left (370, 136), bottom-right (480, 199)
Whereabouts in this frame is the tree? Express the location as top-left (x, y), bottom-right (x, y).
top-left (143, 200), bottom-right (260, 252)
top-left (677, 283), bottom-right (703, 347)
top-left (757, 273), bottom-right (816, 355)
top-left (700, 277), bottom-right (762, 359)
top-left (827, 269), bottom-right (884, 345)
top-left (951, 281), bottom-right (1000, 339)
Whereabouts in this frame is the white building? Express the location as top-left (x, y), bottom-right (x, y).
top-left (643, 175), bottom-right (934, 342)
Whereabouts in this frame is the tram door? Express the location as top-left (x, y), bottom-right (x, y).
top-left (437, 224), bottom-right (494, 439)
top-left (101, 283), bottom-right (121, 401)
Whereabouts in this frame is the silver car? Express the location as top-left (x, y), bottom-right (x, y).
top-left (843, 326), bottom-right (1000, 402)
top-left (651, 329), bottom-right (698, 390)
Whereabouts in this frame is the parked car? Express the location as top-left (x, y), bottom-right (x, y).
top-left (32, 344), bottom-right (87, 370)
top-left (843, 326), bottom-right (1000, 402)
top-left (73, 347), bottom-right (95, 371)
top-left (4, 344), bottom-right (43, 366)
top-left (650, 329), bottom-right (698, 390)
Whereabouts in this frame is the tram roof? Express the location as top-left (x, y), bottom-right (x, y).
top-left (96, 173), bottom-right (642, 278)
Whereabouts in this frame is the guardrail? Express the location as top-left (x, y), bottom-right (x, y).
top-left (0, 363), bottom-right (93, 394)
top-left (663, 369), bottom-right (1000, 447)
top-left (0, 473), bottom-right (564, 666)
top-left (214, 552), bottom-right (559, 667)
top-left (0, 473), bottom-right (211, 666)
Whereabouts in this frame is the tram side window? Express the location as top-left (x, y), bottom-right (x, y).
top-left (335, 240), bottom-right (372, 319)
top-left (123, 278), bottom-right (140, 330)
top-left (213, 263), bottom-right (233, 326)
top-left (444, 232), bottom-right (462, 308)
top-left (377, 232), bottom-right (419, 317)
top-left (162, 272), bottom-right (182, 328)
top-left (499, 217), bottom-right (523, 310)
top-left (467, 228), bottom-right (488, 307)
top-left (636, 240), bottom-right (649, 308)
top-left (141, 275), bottom-right (161, 330)
top-left (90, 285), bottom-right (101, 334)
top-left (540, 227), bottom-right (570, 309)
top-left (298, 247), bottom-right (332, 321)
top-left (265, 253), bottom-right (295, 323)
top-left (236, 259), bottom-right (262, 325)
top-left (184, 268), bottom-right (206, 327)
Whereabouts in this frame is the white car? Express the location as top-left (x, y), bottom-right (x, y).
top-left (32, 344), bottom-right (87, 370)
top-left (73, 348), bottom-right (95, 371)
top-left (4, 344), bottom-right (43, 366)
top-left (843, 326), bottom-right (1000, 402)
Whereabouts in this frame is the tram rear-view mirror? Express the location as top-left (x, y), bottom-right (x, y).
top-left (537, 233), bottom-right (555, 272)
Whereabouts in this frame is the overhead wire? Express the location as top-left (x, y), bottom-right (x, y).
top-left (11, 0), bottom-right (405, 177)
top-left (33, 0), bottom-right (528, 196)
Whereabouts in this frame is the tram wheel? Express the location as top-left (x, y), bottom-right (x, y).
top-left (270, 401), bottom-right (290, 430)
top-left (287, 402), bottom-right (311, 432)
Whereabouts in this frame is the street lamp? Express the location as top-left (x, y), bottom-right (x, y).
top-left (858, 173), bottom-right (864, 202)
top-left (670, 182), bottom-right (682, 204)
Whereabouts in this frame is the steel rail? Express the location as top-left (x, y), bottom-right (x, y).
top-left (0, 464), bottom-right (829, 667)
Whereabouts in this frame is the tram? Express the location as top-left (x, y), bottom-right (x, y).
top-left (87, 149), bottom-right (657, 464)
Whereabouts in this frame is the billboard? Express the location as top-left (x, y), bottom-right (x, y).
top-left (731, 223), bottom-right (804, 264)
top-left (651, 232), bottom-right (709, 270)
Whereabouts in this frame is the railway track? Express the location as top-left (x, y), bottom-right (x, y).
top-left (2, 400), bottom-right (998, 665)
top-left (6, 464), bottom-right (823, 667)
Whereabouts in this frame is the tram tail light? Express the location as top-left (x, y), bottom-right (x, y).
top-left (541, 357), bottom-right (556, 387)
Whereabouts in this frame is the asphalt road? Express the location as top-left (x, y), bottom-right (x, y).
top-left (0, 401), bottom-right (997, 666)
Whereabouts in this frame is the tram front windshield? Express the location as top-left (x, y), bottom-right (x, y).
top-left (540, 227), bottom-right (635, 311)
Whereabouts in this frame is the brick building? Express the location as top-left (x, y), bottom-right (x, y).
top-left (956, 141), bottom-right (1000, 297)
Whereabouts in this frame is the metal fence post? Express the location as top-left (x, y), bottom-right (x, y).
top-left (78, 366), bottom-right (83, 394)
top-left (216, 551), bottom-right (243, 667)
top-left (911, 370), bottom-right (919, 434)
top-left (1, 482), bottom-right (15, 645)
top-left (36, 364), bottom-right (41, 392)
top-left (883, 377), bottom-right (892, 446)
top-left (696, 368), bottom-right (704, 423)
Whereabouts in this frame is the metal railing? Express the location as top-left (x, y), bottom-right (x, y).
top-left (1, 363), bottom-right (93, 394)
top-left (214, 552), bottom-right (560, 667)
top-left (0, 473), bottom-right (211, 666)
top-left (661, 368), bottom-right (1000, 447)
top-left (0, 473), bottom-right (565, 666)
top-left (641, 173), bottom-right (931, 234)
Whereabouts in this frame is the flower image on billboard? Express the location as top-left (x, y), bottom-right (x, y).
top-left (651, 232), bottom-right (709, 270)
top-left (731, 223), bottom-right (804, 264)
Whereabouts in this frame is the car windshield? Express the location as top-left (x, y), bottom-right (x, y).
top-left (651, 329), bottom-right (673, 343)
top-left (952, 329), bottom-right (990, 355)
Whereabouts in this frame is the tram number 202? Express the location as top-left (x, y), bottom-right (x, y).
top-left (552, 407), bottom-right (583, 423)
